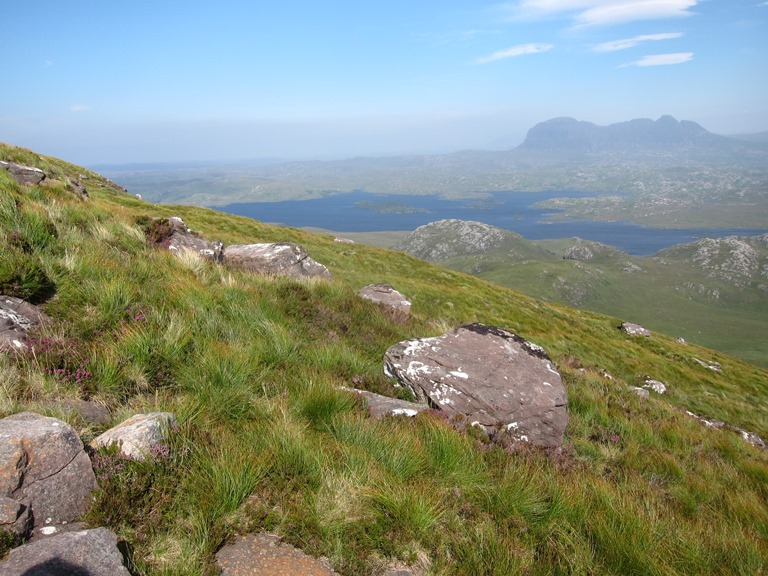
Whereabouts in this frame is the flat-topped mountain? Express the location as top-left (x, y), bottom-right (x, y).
top-left (516, 115), bottom-right (753, 159)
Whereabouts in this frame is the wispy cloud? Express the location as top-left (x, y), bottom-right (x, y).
top-left (476, 43), bottom-right (554, 64)
top-left (70, 104), bottom-right (91, 112)
top-left (503, 1), bottom-right (699, 26)
top-left (621, 51), bottom-right (694, 66)
top-left (594, 32), bottom-right (683, 52)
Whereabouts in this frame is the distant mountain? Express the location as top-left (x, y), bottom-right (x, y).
top-left (729, 131), bottom-right (768, 144)
top-left (516, 115), bottom-right (755, 160)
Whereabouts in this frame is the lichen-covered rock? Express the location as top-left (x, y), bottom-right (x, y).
top-left (91, 412), bottom-right (176, 461)
top-left (358, 284), bottom-right (411, 317)
top-left (0, 160), bottom-right (46, 186)
top-left (642, 378), bottom-right (667, 394)
top-left (223, 242), bottom-right (331, 279)
top-left (620, 322), bottom-right (651, 337)
top-left (0, 527), bottom-right (133, 575)
top-left (0, 296), bottom-right (49, 353)
top-left (343, 388), bottom-right (428, 419)
top-left (0, 412), bottom-right (96, 531)
top-left (384, 323), bottom-right (568, 447)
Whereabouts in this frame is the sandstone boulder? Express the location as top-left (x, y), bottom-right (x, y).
top-left (0, 527), bottom-right (133, 575)
top-left (620, 322), bottom-right (651, 337)
top-left (0, 296), bottom-right (49, 353)
top-left (343, 388), bottom-right (429, 419)
top-left (384, 323), bottom-right (568, 447)
top-left (223, 242), bottom-right (331, 279)
top-left (0, 412), bottom-right (96, 531)
top-left (358, 284), bottom-right (411, 317)
top-left (0, 160), bottom-right (46, 186)
top-left (91, 412), bottom-right (176, 461)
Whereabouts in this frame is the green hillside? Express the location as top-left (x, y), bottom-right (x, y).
top-left (1, 143), bottom-right (767, 575)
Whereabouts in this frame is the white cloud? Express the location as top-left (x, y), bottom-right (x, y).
top-left (503, 0), bottom-right (699, 26)
top-left (594, 32), bottom-right (683, 51)
top-left (621, 51), bottom-right (694, 66)
top-left (476, 43), bottom-right (554, 63)
top-left (70, 104), bottom-right (91, 112)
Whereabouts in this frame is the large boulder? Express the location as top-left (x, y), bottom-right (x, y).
top-left (358, 284), bottom-right (411, 317)
top-left (0, 527), bottom-right (133, 575)
top-left (91, 412), bottom-right (176, 461)
top-left (0, 296), bottom-right (49, 353)
top-left (0, 413), bottom-right (96, 532)
top-left (0, 160), bottom-right (46, 186)
top-left (223, 242), bottom-right (331, 279)
top-left (384, 323), bottom-right (568, 447)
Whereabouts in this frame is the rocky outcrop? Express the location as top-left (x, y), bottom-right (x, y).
top-left (384, 323), bottom-right (568, 447)
top-left (343, 388), bottom-right (428, 419)
top-left (358, 284), bottom-right (411, 317)
top-left (216, 533), bottom-right (336, 575)
top-left (0, 160), bottom-right (46, 186)
top-left (620, 322), bottom-right (650, 337)
top-left (159, 217), bottom-right (223, 261)
top-left (91, 412), bottom-right (176, 461)
top-left (0, 413), bottom-right (96, 532)
top-left (224, 242), bottom-right (331, 279)
top-left (0, 527), bottom-right (133, 575)
top-left (0, 296), bottom-right (49, 353)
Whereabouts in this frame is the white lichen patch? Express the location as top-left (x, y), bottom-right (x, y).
top-left (450, 370), bottom-right (469, 379)
top-left (391, 408), bottom-right (419, 417)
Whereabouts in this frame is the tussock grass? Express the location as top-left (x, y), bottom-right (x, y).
top-left (1, 142), bottom-right (767, 575)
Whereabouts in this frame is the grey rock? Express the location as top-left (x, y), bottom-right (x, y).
top-left (384, 323), bottom-right (568, 447)
top-left (0, 496), bottom-right (32, 538)
top-left (739, 430), bottom-right (766, 449)
top-left (342, 388), bottom-right (429, 419)
top-left (0, 527), bottom-right (133, 575)
top-left (91, 412), bottom-right (176, 461)
top-left (0, 296), bottom-right (49, 353)
top-left (164, 217), bottom-right (223, 261)
top-left (693, 357), bottom-right (722, 372)
top-left (628, 386), bottom-right (650, 399)
top-left (0, 412), bottom-right (96, 532)
top-left (68, 178), bottom-right (88, 197)
top-left (358, 284), bottom-right (412, 317)
top-left (642, 378), bottom-right (667, 394)
top-left (0, 160), bottom-right (46, 186)
top-left (620, 322), bottom-right (651, 337)
top-left (224, 242), bottom-right (331, 279)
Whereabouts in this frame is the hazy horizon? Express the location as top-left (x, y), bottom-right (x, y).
top-left (2, 1), bottom-right (766, 165)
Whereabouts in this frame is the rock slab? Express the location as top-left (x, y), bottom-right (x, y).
top-left (224, 242), bottom-right (331, 278)
top-left (0, 160), bottom-right (46, 186)
top-left (0, 296), bottom-right (49, 353)
top-left (0, 412), bottom-right (96, 531)
top-left (343, 388), bottom-right (428, 419)
top-left (91, 412), bottom-right (176, 461)
top-left (358, 284), bottom-right (412, 316)
top-left (0, 527), bottom-right (133, 575)
top-left (384, 323), bottom-right (568, 447)
top-left (216, 533), bottom-right (336, 575)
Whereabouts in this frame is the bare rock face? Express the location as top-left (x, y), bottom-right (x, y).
top-left (358, 284), bottom-right (412, 317)
top-left (620, 322), bottom-right (651, 337)
top-left (91, 412), bottom-right (176, 461)
top-left (0, 160), bottom-right (46, 186)
top-left (0, 527), bottom-right (133, 575)
top-left (384, 323), bottom-right (568, 447)
top-left (0, 412), bottom-right (96, 532)
top-left (223, 242), bottom-right (331, 279)
top-left (0, 296), bottom-right (49, 353)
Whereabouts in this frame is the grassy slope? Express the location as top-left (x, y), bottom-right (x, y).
top-left (1, 143), bottom-right (767, 575)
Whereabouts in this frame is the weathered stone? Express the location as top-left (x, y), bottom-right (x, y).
top-left (0, 296), bottom-right (49, 353)
top-left (739, 430), bottom-right (766, 449)
top-left (342, 388), bottom-right (429, 419)
top-left (91, 412), bottom-right (176, 461)
top-left (358, 284), bottom-right (412, 317)
top-left (642, 378), bottom-right (667, 394)
top-left (0, 496), bottom-right (31, 538)
top-left (620, 322), bottom-right (651, 337)
top-left (224, 242), bottom-right (331, 279)
top-left (0, 412), bottom-right (96, 531)
top-left (0, 160), bottom-right (46, 186)
top-left (0, 527), bottom-right (133, 575)
top-left (164, 216), bottom-right (223, 261)
top-left (384, 323), bottom-right (568, 447)
top-left (693, 357), bottom-right (722, 372)
top-left (628, 386), bottom-right (650, 398)
top-left (216, 533), bottom-right (337, 575)
top-left (68, 178), bottom-right (88, 197)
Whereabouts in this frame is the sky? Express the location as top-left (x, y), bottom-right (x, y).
top-left (2, 0), bottom-right (767, 165)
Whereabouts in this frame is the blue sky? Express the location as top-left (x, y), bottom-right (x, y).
top-left (2, 0), bottom-right (766, 164)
